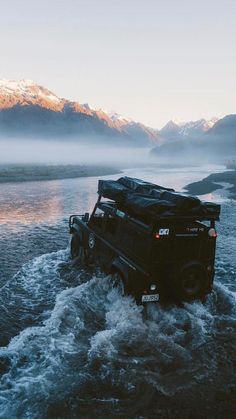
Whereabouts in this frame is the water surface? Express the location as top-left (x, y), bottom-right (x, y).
top-left (0, 165), bottom-right (235, 418)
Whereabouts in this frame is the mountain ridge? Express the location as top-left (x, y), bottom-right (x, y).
top-left (0, 79), bottom-right (159, 146)
top-left (159, 117), bottom-right (219, 141)
top-left (0, 79), bottom-right (235, 158)
top-left (151, 113), bottom-right (236, 162)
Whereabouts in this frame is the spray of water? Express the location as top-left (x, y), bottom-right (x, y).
top-left (0, 249), bottom-right (235, 418)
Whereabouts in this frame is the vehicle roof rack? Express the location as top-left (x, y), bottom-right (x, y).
top-left (97, 177), bottom-right (221, 222)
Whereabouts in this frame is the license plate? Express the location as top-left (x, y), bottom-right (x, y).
top-left (142, 294), bottom-right (159, 303)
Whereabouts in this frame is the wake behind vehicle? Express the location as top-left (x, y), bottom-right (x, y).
top-left (69, 177), bottom-right (220, 303)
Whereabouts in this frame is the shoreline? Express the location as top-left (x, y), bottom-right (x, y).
top-left (0, 164), bottom-right (121, 184)
top-left (185, 170), bottom-right (236, 199)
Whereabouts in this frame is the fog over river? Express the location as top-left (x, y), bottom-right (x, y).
top-left (0, 165), bottom-right (235, 418)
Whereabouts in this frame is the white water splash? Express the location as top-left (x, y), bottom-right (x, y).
top-left (0, 268), bottom-right (235, 418)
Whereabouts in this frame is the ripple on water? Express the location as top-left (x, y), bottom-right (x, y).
top-left (0, 179), bottom-right (235, 418)
top-left (0, 262), bottom-right (235, 418)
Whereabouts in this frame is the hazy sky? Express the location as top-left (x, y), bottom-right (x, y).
top-left (0, 0), bottom-right (235, 128)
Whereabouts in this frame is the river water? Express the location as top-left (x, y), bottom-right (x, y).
top-left (0, 165), bottom-right (235, 418)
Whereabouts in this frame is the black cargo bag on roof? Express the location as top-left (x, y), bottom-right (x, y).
top-left (118, 176), bottom-right (174, 194)
top-left (199, 201), bottom-right (221, 217)
top-left (149, 189), bottom-right (200, 210)
top-left (98, 180), bottom-right (128, 202)
top-left (124, 193), bottom-right (176, 218)
top-left (98, 177), bottom-right (221, 220)
top-left (118, 177), bottom-right (200, 210)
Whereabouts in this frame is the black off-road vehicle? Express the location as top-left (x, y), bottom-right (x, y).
top-left (69, 177), bottom-right (220, 303)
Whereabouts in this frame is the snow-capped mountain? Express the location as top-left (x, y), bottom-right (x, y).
top-left (0, 79), bottom-right (62, 110)
top-left (151, 114), bottom-right (236, 162)
top-left (1, 79), bottom-right (231, 155)
top-left (159, 120), bottom-right (182, 140)
top-left (160, 117), bottom-right (219, 141)
top-left (178, 118), bottom-right (218, 137)
top-left (0, 79), bottom-right (160, 145)
top-left (106, 110), bottom-right (132, 124)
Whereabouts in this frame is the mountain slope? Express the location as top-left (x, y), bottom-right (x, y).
top-left (206, 114), bottom-right (236, 139)
top-left (160, 118), bottom-right (218, 141)
top-left (151, 115), bottom-right (235, 163)
top-left (0, 79), bottom-right (63, 111)
top-left (0, 79), bottom-right (160, 146)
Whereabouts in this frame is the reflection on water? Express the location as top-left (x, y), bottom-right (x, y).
top-left (0, 181), bottom-right (61, 226)
top-left (0, 195), bottom-right (62, 226)
top-left (0, 164), bottom-right (235, 418)
top-left (0, 164), bottom-right (225, 227)
top-left (0, 176), bottom-right (98, 227)
top-left (0, 164), bottom-right (229, 283)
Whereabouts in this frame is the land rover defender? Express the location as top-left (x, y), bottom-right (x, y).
top-left (69, 177), bottom-right (220, 303)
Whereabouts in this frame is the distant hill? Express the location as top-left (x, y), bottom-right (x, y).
top-left (205, 114), bottom-right (236, 141)
top-left (0, 79), bottom-right (160, 146)
top-left (151, 115), bottom-right (236, 163)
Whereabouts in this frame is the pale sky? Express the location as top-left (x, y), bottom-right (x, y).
top-left (0, 0), bottom-right (235, 128)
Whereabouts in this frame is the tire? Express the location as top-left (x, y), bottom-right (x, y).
top-left (70, 233), bottom-right (86, 263)
top-left (174, 262), bottom-right (208, 302)
top-left (112, 270), bottom-right (126, 296)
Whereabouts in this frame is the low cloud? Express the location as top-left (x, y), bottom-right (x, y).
top-left (0, 138), bottom-right (151, 167)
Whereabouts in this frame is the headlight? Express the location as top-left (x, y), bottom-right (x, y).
top-left (150, 284), bottom-right (157, 291)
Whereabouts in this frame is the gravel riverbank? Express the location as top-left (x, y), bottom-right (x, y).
top-left (0, 164), bottom-right (121, 183)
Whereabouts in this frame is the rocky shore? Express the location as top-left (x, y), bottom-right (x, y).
top-left (185, 170), bottom-right (236, 199)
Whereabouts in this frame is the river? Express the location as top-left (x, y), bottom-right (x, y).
top-left (0, 165), bottom-right (235, 418)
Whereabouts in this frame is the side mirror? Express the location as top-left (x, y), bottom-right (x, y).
top-left (83, 212), bottom-right (89, 222)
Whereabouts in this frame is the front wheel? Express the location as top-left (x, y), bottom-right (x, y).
top-left (70, 233), bottom-right (86, 263)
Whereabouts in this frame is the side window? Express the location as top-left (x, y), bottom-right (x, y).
top-left (94, 207), bottom-right (105, 217)
top-left (90, 207), bottom-right (105, 230)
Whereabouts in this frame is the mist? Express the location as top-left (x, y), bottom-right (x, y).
top-left (150, 136), bottom-right (233, 166)
top-left (0, 138), bottom-right (152, 167)
top-left (0, 135), bottom-right (230, 171)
